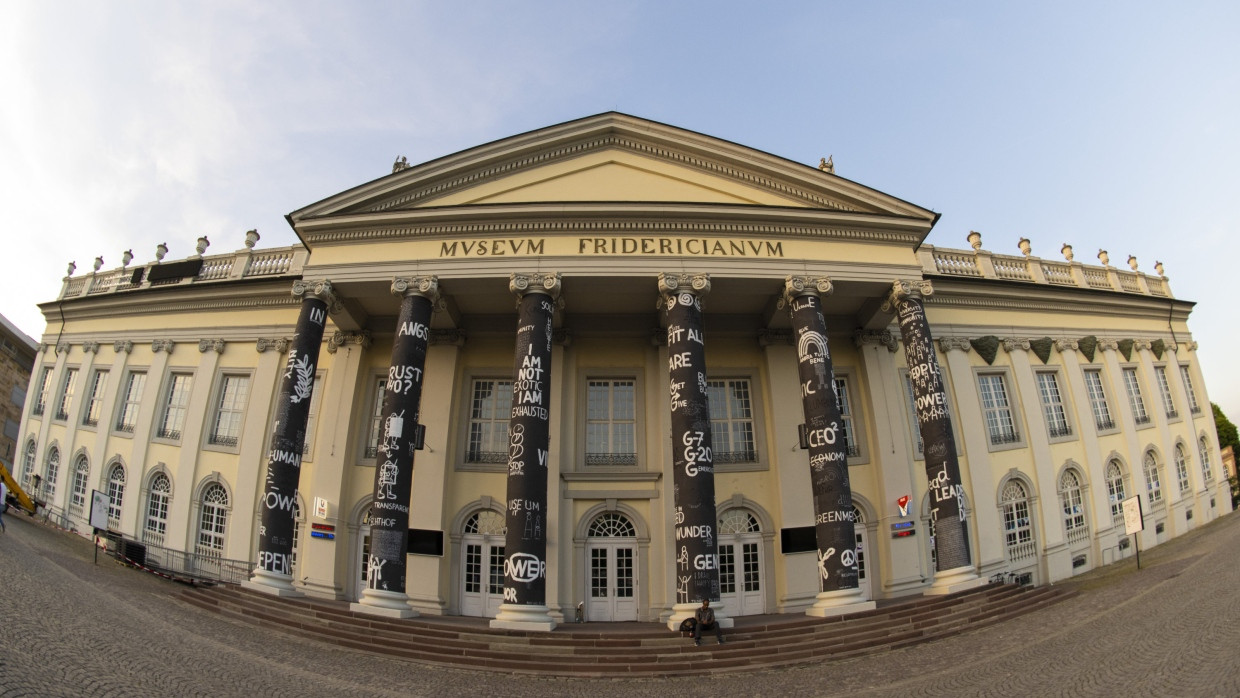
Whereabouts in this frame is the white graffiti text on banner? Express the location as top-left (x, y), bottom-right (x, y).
top-left (693, 554), bottom-right (718, 570)
top-left (505, 552), bottom-right (546, 582)
top-left (378, 411), bottom-right (404, 457)
top-left (804, 422), bottom-right (840, 449)
top-left (387, 366), bottom-right (423, 395)
top-left (682, 431), bottom-right (713, 476)
top-left (666, 324), bottom-right (703, 345)
top-left (268, 448), bottom-right (302, 469)
top-left (815, 509), bottom-right (856, 525)
top-left (259, 551), bottom-right (291, 575)
top-left (929, 463), bottom-right (963, 506)
top-left (509, 498), bottom-right (541, 514)
top-left (285, 350), bottom-right (316, 404)
top-left (840, 548), bottom-right (857, 569)
top-left (817, 547), bottom-right (837, 581)
top-left (508, 424), bottom-right (525, 475)
top-left (263, 488), bottom-right (297, 511)
top-left (676, 524), bottom-right (712, 540)
top-left (377, 459), bottom-right (399, 499)
top-left (397, 321), bottom-right (429, 340)
top-left (504, 587), bottom-right (518, 602)
top-left (511, 405), bottom-right (548, 419)
top-left (669, 380), bottom-right (686, 411)
top-left (367, 555), bottom-right (387, 590)
top-left (515, 353), bottom-right (544, 404)
top-left (669, 351), bottom-right (693, 370)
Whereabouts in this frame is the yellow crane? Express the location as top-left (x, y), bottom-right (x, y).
top-left (0, 459), bottom-right (37, 515)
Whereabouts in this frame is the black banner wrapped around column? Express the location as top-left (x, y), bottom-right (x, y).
top-left (785, 276), bottom-right (859, 593)
top-left (661, 272), bottom-right (719, 605)
top-left (366, 277), bottom-right (437, 593)
top-left (256, 280), bottom-right (333, 579)
top-left (886, 280), bottom-right (971, 571)
top-left (502, 273), bottom-right (559, 607)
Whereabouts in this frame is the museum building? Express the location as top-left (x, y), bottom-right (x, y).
top-left (14, 113), bottom-right (1229, 624)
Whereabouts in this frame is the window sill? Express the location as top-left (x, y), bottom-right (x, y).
top-left (202, 441), bottom-right (242, 456)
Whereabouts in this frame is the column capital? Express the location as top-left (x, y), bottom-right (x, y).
top-left (1098, 339), bottom-right (1120, 352)
top-left (327, 330), bottom-right (372, 354)
top-left (113, 339), bottom-right (133, 354)
top-left (198, 338), bottom-right (226, 354)
top-left (1183, 340), bottom-right (1199, 352)
top-left (509, 271), bottom-right (562, 300)
top-left (392, 275), bottom-right (440, 302)
top-left (55, 341), bottom-right (71, 354)
top-left (151, 339), bottom-right (175, 353)
top-left (938, 336), bottom-right (972, 353)
top-left (1054, 338), bottom-right (1079, 353)
top-left (1002, 338), bottom-right (1031, 353)
top-left (855, 329), bottom-right (899, 352)
top-left (1133, 339), bottom-right (1153, 351)
top-left (658, 272), bottom-right (710, 298)
top-left (82, 341), bottom-right (101, 354)
top-left (256, 338), bottom-right (290, 354)
top-left (292, 279), bottom-right (336, 305)
top-left (880, 279), bottom-right (934, 313)
top-left (782, 275), bottom-right (833, 306)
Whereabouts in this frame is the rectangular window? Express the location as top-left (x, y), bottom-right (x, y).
top-left (302, 374), bottom-right (324, 458)
top-left (10, 383), bottom-right (26, 408)
top-left (1181, 365), bottom-right (1200, 414)
top-left (115, 371), bottom-right (146, 433)
top-left (83, 370), bottom-right (108, 426)
top-left (55, 368), bottom-right (78, 420)
top-left (833, 377), bottom-right (861, 457)
top-left (1123, 368), bottom-right (1149, 425)
top-left (32, 367), bottom-right (53, 416)
top-left (209, 375), bottom-right (250, 446)
top-left (466, 379), bottom-right (512, 464)
top-left (901, 372), bottom-right (925, 456)
top-left (1036, 371), bottom-right (1071, 438)
top-left (364, 376), bottom-right (387, 459)
top-left (978, 373), bottom-right (1019, 445)
top-left (586, 379), bottom-right (636, 465)
top-left (1083, 369), bottom-right (1114, 431)
top-left (708, 378), bottom-right (756, 463)
top-left (157, 373), bottom-right (193, 440)
top-left (1155, 366), bottom-right (1177, 419)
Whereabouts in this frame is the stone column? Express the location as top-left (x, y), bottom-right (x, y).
top-left (883, 280), bottom-right (984, 595)
top-left (660, 272), bottom-right (731, 631)
top-left (491, 272), bottom-right (560, 632)
top-left (352, 276), bottom-right (438, 618)
top-left (784, 276), bottom-right (875, 617)
top-left (246, 280), bottom-right (335, 597)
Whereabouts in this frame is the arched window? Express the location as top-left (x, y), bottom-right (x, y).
top-left (43, 446), bottom-right (60, 498)
top-left (1198, 436), bottom-right (1214, 484)
top-left (718, 509), bottom-right (760, 534)
top-left (1000, 480), bottom-right (1035, 561)
top-left (1105, 460), bottom-right (1126, 522)
top-left (1174, 444), bottom-right (1191, 494)
top-left (1143, 451), bottom-right (1163, 504)
top-left (587, 512), bottom-right (636, 538)
top-left (106, 463), bottom-right (125, 527)
top-left (1058, 469), bottom-right (1087, 544)
top-left (70, 455), bottom-right (90, 511)
top-left (464, 510), bottom-right (507, 535)
top-left (196, 483), bottom-right (230, 556)
top-left (144, 473), bottom-right (172, 543)
top-left (21, 439), bottom-right (36, 488)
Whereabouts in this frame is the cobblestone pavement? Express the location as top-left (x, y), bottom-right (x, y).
top-left (2, 509), bottom-right (1239, 697)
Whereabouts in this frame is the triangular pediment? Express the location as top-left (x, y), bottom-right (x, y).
top-left (289, 113), bottom-right (937, 224)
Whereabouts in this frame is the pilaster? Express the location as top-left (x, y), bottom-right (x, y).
top-left (168, 340), bottom-right (223, 553)
top-left (229, 340), bottom-right (285, 566)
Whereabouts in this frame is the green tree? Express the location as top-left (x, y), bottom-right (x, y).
top-left (1213, 403), bottom-right (1239, 452)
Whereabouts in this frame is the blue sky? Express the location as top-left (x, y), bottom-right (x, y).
top-left (2, 2), bottom-right (1238, 415)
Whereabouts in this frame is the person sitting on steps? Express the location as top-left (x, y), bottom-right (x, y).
top-left (693, 598), bottom-right (724, 646)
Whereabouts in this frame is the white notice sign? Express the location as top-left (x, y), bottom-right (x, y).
top-left (89, 489), bottom-right (110, 531)
top-left (1122, 496), bottom-right (1144, 536)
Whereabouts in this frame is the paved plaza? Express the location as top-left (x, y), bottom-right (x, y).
top-left (2, 509), bottom-right (1238, 697)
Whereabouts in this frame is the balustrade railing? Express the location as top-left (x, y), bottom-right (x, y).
top-left (920, 244), bottom-right (1174, 299)
top-left (58, 244), bottom-right (307, 300)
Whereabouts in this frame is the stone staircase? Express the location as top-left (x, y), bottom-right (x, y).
top-left (179, 583), bottom-right (1074, 677)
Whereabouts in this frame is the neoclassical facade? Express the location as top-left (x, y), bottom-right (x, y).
top-left (15, 113), bottom-right (1229, 624)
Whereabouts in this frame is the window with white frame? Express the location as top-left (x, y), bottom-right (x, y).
top-left (70, 455), bottom-right (89, 512)
top-left (465, 378), bottom-right (512, 464)
top-left (82, 370), bottom-right (108, 427)
top-left (364, 376), bottom-right (387, 459)
top-left (144, 473), bottom-right (172, 543)
top-left (979, 373), bottom-right (1020, 445)
top-left (21, 439), bottom-right (36, 487)
top-left (114, 371), bottom-right (146, 433)
top-left (106, 463), bottom-right (125, 527)
top-left (157, 373), bottom-right (193, 440)
top-left (1174, 443), bottom-right (1191, 494)
top-left (1000, 480), bottom-right (1035, 560)
top-left (1036, 371), bottom-right (1071, 438)
top-left (708, 378), bottom-right (756, 463)
top-left (32, 367), bottom-right (53, 416)
top-left (1082, 369), bottom-right (1114, 431)
top-left (1181, 365), bottom-right (1200, 414)
top-left (1143, 450), bottom-right (1163, 504)
top-left (833, 376), bottom-right (861, 457)
top-left (1154, 366), bottom-right (1177, 419)
top-left (55, 368), bottom-right (77, 420)
top-left (1123, 367), bottom-right (1149, 425)
top-left (43, 446), bottom-right (60, 498)
top-left (1058, 469), bottom-right (1087, 543)
top-left (301, 374), bottom-right (324, 458)
top-left (585, 379), bottom-right (636, 466)
top-left (1198, 436), bottom-right (1213, 484)
top-left (1105, 460), bottom-right (1126, 523)
top-left (208, 374), bottom-right (250, 447)
top-left (902, 372), bottom-right (924, 456)
top-left (196, 483), bottom-right (229, 556)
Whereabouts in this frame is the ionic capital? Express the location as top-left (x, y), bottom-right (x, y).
top-left (782, 275), bottom-right (833, 307)
top-left (1002, 338), bottom-right (1031, 353)
top-left (151, 339), bottom-right (175, 353)
top-left (327, 330), bottom-right (372, 354)
top-left (1133, 339), bottom-right (1153, 351)
top-left (392, 275), bottom-right (440, 302)
top-left (658, 272), bottom-right (710, 298)
top-left (1098, 339), bottom-right (1120, 352)
top-left (938, 337), bottom-right (972, 353)
top-left (880, 279), bottom-right (934, 313)
top-left (198, 338), bottom-right (226, 354)
top-left (113, 340), bottom-right (133, 354)
top-left (856, 329), bottom-right (899, 352)
top-left (510, 272), bottom-right (562, 300)
top-left (1184, 340), bottom-right (1199, 352)
top-left (292, 279), bottom-right (336, 306)
top-left (1054, 339), bottom-right (1079, 353)
top-left (82, 341), bottom-right (100, 354)
top-left (256, 338), bottom-right (290, 354)
top-left (55, 341), bottom-right (71, 354)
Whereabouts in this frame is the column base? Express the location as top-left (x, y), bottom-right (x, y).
top-left (350, 588), bottom-right (418, 618)
top-left (490, 603), bottom-right (556, 632)
top-left (924, 564), bottom-right (987, 596)
top-left (243, 569), bottom-right (303, 598)
top-left (805, 588), bottom-right (876, 618)
top-left (665, 602), bottom-right (735, 631)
